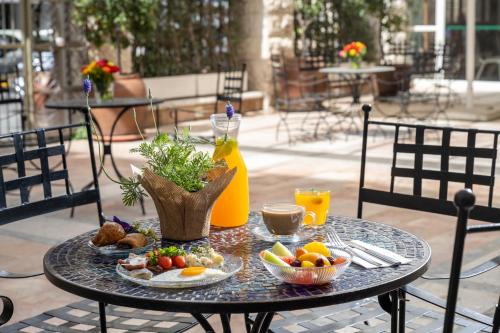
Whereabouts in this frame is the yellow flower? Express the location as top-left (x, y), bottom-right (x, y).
top-left (349, 49), bottom-right (357, 57)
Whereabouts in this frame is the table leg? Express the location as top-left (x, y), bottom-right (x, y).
top-left (191, 313), bottom-right (215, 332)
top-left (244, 313), bottom-right (252, 333)
top-left (98, 302), bottom-right (107, 333)
top-left (398, 289), bottom-right (406, 333)
top-left (378, 289), bottom-right (405, 333)
top-left (251, 312), bottom-right (275, 333)
top-left (220, 313), bottom-right (232, 333)
top-left (192, 312), bottom-right (274, 333)
top-left (352, 75), bottom-right (361, 104)
top-left (390, 290), bottom-right (399, 333)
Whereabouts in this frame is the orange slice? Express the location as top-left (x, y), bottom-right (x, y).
top-left (304, 241), bottom-right (331, 257)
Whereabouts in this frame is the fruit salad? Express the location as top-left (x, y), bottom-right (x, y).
top-left (259, 241), bottom-right (351, 285)
top-left (261, 241), bottom-right (346, 268)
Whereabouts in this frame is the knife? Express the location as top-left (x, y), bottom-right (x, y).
top-left (348, 242), bottom-right (401, 267)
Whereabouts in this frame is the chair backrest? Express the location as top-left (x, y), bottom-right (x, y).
top-left (298, 53), bottom-right (326, 72)
top-left (358, 104), bottom-right (500, 233)
top-left (0, 118), bottom-right (103, 225)
top-left (215, 63), bottom-right (246, 114)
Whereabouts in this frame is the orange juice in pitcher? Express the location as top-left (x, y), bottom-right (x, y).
top-left (210, 112), bottom-right (249, 227)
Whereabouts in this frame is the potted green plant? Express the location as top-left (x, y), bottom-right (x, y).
top-left (82, 79), bottom-right (236, 241)
top-left (73, 0), bottom-right (157, 140)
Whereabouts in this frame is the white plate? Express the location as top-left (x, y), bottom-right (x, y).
top-left (116, 254), bottom-right (242, 288)
top-left (250, 218), bottom-right (316, 243)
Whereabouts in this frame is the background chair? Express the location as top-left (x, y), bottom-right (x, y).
top-left (271, 53), bottom-right (332, 143)
top-left (0, 70), bottom-right (25, 135)
top-left (377, 43), bottom-right (455, 123)
top-left (171, 63), bottom-right (246, 128)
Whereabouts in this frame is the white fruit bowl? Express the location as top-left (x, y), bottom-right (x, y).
top-left (259, 247), bottom-right (352, 285)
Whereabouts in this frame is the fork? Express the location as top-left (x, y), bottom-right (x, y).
top-left (327, 232), bottom-right (383, 268)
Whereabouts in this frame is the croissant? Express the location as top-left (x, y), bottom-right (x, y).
top-left (116, 233), bottom-right (148, 249)
top-left (92, 222), bottom-right (126, 247)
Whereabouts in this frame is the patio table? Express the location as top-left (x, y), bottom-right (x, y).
top-left (319, 66), bottom-right (395, 104)
top-left (45, 98), bottom-right (164, 214)
top-left (43, 213), bottom-right (430, 333)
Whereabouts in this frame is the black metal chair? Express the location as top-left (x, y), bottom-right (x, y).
top-left (171, 63), bottom-right (246, 128)
top-left (358, 104), bottom-right (499, 332)
top-left (271, 53), bottom-right (334, 143)
top-left (264, 104), bottom-right (499, 332)
top-left (0, 116), bottom-right (206, 333)
top-left (444, 189), bottom-right (500, 333)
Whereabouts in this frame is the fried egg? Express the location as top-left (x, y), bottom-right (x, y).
top-left (150, 268), bottom-right (227, 282)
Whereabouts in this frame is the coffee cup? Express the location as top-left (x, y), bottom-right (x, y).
top-left (261, 203), bottom-right (316, 235)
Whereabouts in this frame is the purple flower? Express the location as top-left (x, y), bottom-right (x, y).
top-left (112, 215), bottom-right (135, 233)
top-left (225, 102), bottom-right (234, 120)
top-left (83, 78), bottom-right (92, 95)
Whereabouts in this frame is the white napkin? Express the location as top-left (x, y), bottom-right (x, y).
top-left (351, 240), bottom-right (412, 265)
top-left (350, 248), bottom-right (392, 269)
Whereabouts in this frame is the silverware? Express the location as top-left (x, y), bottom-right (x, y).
top-left (348, 241), bottom-right (401, 267)
top-left (327, 232), bottom-right (383, 268)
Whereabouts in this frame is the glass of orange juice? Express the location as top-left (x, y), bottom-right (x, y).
top-left (295, 188), bottom-right (330, 225)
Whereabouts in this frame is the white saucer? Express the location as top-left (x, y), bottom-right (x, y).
top-left (250, 219), bottom-right (315, 243)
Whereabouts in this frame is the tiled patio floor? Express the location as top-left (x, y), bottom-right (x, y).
top-left (1, 110), bottom-right (499, 332)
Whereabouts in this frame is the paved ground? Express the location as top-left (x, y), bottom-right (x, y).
top-left (1, 109), bottom-right (499, 332)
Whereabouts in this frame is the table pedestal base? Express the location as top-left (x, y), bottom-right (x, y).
top-left (192, 312), bottom-right (275, 333)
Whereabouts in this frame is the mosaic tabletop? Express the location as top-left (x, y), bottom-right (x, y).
top-left (44, 213), bottom-right (431, 314)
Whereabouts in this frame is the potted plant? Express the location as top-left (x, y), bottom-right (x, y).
top-left (83, 78), bottom-right (235, 241)
top-left (73, 0), bottom-right (157, 140)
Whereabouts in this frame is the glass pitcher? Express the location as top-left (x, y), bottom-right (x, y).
top-left (210, 113), bottom-right (249, 227)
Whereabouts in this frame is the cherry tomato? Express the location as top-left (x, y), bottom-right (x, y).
top-left (172, 255), bottom-right (186, 268)
top-left (158, 256), bottom-right (172, 269)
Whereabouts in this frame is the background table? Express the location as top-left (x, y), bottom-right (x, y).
top-left (45, 98), bottom-right (164, 214)
top-left (44, 213), bottom-right (431, 333)
top-left (320, 66), bottom-right (396, 104)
